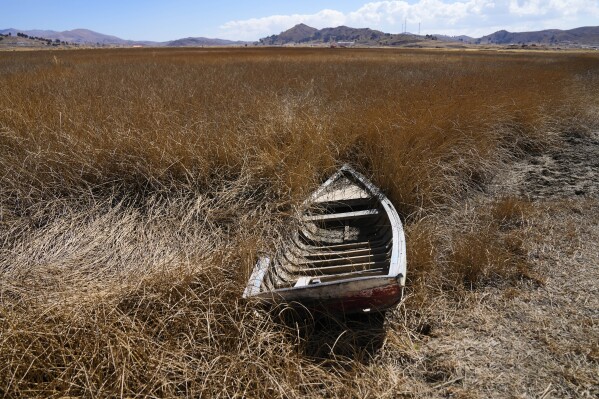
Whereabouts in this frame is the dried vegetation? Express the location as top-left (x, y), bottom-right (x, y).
top-left (0, 48), bottom-right (598, 397)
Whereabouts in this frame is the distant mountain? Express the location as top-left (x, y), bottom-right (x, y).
top-left (3, 25), bottom-right (598, 48)
top-left (166, 37), bottom-right (249, 47)
top-left (0, 28), bottom-right (157, 45)
top-left (0, 33), bottom-right (58, 48)
top-left (275, 23), bottom-right (318, 43)
top-left (479, 26), bottom-right (599, 45)
top-left (435, 34), bottom-right (475, 43)
top-left (260, 24), bottom-right (422, 46)
top-left (260, 24), bottom-right (599, 47)
top-left (316, 26), bottom-right (386, 42)
top-left (0, 28), bottom-right (247, 47)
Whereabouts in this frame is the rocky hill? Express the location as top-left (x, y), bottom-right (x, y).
top-left (260, 24), bottom-right (423, 46)
top-left (274, 23), bottom-right (318, 43)
top-left (478, 26), bottom-right (599, 45)
top-left (0, 33), bottom-right (65, 48)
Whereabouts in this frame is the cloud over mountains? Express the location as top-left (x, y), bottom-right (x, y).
top-left (220, 0), bottom-right (599, 40)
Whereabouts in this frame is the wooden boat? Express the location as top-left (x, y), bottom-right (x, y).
top-left (243, 164), bottom-right (407, 314)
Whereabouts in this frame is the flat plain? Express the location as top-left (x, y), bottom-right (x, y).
top-left (0, 47), bottom-right (597, 398)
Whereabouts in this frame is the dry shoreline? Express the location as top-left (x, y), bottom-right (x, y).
top-left (395, 131), bottom-right (599, 398)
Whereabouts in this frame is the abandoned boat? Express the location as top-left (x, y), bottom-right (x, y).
top-left (243, 164), bottom-right (407, 313)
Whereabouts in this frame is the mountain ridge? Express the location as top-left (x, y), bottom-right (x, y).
top-left (166, 37), bottom-right (249, 47)
top-left (478, 26), bottom-right (599, 45)
top-left (2, 25), bottom-right (599, 48)
top-left (0, 28), bottom-right (145, 45)
top-left (0, 28), bottom-right (248, 47)
top-left (262, 23), bottom-right (599, 47)
top-left (260, 24), bottom-right (419, 46)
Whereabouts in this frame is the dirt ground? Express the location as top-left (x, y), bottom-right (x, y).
top-left (401, 131), bottom-right (599, 398)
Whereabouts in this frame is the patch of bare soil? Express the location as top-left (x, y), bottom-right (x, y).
top-left (502, 131), bottom-right (599, 199)
top-left (402, 132), bottom-right (599, 398)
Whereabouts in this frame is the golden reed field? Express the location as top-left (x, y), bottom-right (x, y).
top-left (0, 48), bottom-right (598, 397)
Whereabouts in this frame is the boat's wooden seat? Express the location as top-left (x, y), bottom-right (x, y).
top-left (303, 209), bottom-right (379, 222)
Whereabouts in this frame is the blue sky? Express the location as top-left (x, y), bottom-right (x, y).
top-left (2, 0), bottom-right (598, 41)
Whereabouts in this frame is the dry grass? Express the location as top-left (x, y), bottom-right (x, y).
top-left (0, 47), bottom-right (598, 397)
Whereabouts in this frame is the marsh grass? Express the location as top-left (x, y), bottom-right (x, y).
top-left (0, 48), bottom-right (598, 397)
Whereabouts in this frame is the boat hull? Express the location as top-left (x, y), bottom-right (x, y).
top-left (252, 275), bottom-right (403, 314)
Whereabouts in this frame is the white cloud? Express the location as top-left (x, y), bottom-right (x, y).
top-left (508, 0), bottom-right (544, 16)
top-left (220, 0), bottom-right (599, 40)
top-left (221, 9), bottom-right (346, 40)
top-left (510, 0), bottom-right (599, 16)
top-left (347, 0), bottom-right (494, 26)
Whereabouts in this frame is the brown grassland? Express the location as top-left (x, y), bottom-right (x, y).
top-left (0, 48), bottom-right (598, 397)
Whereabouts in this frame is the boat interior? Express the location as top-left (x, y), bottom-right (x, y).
top-left (261, 176), bottom-right (393, 292)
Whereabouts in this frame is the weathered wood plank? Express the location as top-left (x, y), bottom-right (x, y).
top-left (303, 209), bottom-right (379, 222)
